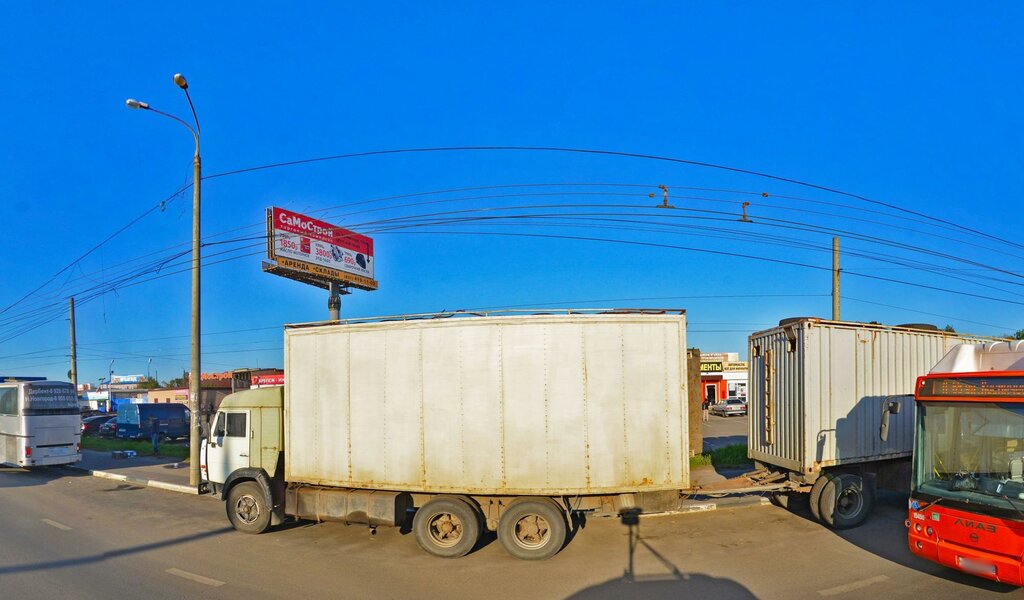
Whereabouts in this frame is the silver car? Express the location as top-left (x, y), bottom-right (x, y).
top-left (710, 398), bottom-right (747, 417)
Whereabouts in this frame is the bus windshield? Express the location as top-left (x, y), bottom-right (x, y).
top-left (914, 401), bottom-right (1024, 519)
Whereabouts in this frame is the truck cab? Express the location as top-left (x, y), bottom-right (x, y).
top-left (201, 387), bottom-right (285, 531)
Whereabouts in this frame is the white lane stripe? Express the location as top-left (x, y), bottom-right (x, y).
top-left (817, 575), bottom-right (889, 596)
top-left (41, 519), bottom-right (72, 531)
top-left (165, 568), bottom-right (226, 587)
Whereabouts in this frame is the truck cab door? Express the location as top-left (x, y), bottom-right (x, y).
top-left (204, 410), bottom-right (251, 485)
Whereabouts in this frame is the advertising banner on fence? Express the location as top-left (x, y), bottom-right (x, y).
top-left (267, 207), bottom-right (377, 290)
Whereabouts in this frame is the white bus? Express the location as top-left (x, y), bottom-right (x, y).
top-left (0, 380), bottom-right (82, 467)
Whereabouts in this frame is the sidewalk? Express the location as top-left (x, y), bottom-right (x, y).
top-left (72, 449), bottom-right (197, 495)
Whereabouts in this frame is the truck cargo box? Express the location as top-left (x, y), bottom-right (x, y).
top-left (284, 312), bottom-right (689, 495)
top-left (748, 318), bottom-right (990, 475)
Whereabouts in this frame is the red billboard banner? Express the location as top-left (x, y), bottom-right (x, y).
top-left (267, 207), bottom-right (377, 290)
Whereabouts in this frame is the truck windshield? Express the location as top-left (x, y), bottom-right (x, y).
top-left (914, 401), bottom-right (1024, 519)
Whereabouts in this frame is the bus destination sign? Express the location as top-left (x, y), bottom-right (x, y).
top-left (918, 376), bottom-right (1024, 399)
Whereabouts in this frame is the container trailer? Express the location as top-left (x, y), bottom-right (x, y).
top-left (747, 317), bottom-right (991, 529)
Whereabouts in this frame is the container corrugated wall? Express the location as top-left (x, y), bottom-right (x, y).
top-left (748, 320), bottom-right (988, 474)
top-left (284, 314), bottom-right (689, 495)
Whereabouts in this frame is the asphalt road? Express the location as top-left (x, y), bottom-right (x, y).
top-left (1, 466), bottom-right (1022, 600)
top-left (703, 412), bottom-right (749, 451)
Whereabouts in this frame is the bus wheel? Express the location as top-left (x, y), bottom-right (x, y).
top-left (226, 482), bottom-right (272, 534)
top-left (819, 474), bottom-right (874, 529)
top-left (497, 498), bottom-right (567, 560)
top-left (809, 472), bottom-right (834, 523)
top-left (412, 496), bottom-right (481, 558)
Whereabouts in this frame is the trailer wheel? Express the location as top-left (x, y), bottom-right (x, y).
top-left (808, 473), bottom-right (834, 522)
top-left (226, 481), bottom-right (272, 534)
top-left (412, 496), bottom-right (481, 558)
top-left (497, 498), bottom-right (567, 560)
top-left (818, 474), bottom-right (874, 529)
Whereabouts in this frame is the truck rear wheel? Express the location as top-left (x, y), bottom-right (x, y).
top-left (818, 474), bottom-right (874, 529)
top-left (497, 498), bottom-right (567, 561)
top-left (227, 481), bottom-right (272, 534)
top-left (412, 496), bottom-right (481, 558)
top-left (808, 472), bottom-right (834, 522)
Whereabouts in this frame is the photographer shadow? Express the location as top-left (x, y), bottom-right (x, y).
top-left (564, 509), bottom-right (756, 600)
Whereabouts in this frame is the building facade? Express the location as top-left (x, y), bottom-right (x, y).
top-left (699, 352), bottom-right (748, 405)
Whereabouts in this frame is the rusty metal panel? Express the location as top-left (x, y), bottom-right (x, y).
top-left (284, 313), bottom-right (688, 495)
top-left (748, 320), bottom-right (991, 474)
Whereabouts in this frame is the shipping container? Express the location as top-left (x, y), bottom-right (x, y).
top-left (749, 317), bottom-right (991, 529)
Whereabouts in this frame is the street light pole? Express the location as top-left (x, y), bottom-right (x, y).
top-left (126, 73), bottom-right (202, 488)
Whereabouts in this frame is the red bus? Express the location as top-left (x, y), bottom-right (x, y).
top-left (908, 341), bottom-right (1024, 585)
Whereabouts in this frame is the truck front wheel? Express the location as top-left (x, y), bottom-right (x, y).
top-left (226, 481), bottom-right (272, 534)
top-left (412, 496), bottom-right (481, 558)
top-left (497, 498), bottom-right (567, 560)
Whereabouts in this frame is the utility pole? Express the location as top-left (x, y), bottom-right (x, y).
top-left (832, 236), bottom-right (841, 321)
top-left (328, 282), bottom-right (341, 320)
top-left (68, 297), bottom-right (78, 390)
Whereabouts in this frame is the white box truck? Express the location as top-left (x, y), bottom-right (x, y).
top-left (202, 310), bottom-right (689, 559)
top-left (748, 317), bottom-right (991, 529)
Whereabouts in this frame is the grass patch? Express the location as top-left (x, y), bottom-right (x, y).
top-left (689, 443), bottom-right (751, 469)
top-left (81, 436), bottom-right (189, 460)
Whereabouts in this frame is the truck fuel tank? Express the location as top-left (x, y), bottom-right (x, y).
top-left (285, 486), bottom-right (412, 527)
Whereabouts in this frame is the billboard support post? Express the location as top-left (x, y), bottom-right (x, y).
top-left (328, 282), bottom-right (342, 320)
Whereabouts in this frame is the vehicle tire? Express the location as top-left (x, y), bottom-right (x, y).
top-left (226, 481), bottom-right (272, 534)
top-left (497, 498), bottom-right (568, 561)
top-left (808, 472), bottom-right (834, 523)
top-left (412, 496), bottom-right (482, 558)
top-left (818, 474), bottom-right (874, 529)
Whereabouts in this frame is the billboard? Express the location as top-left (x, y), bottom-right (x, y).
top-left (251, 373), bottom-right (285, 388)
top-left (111, 374), bottom-right (144, 384)
top-left (267, 207), bottom-right (378, 291)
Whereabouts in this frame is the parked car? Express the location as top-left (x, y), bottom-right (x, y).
top-left (80, 414), bottom-right (111, 436)
top-left (97, 416), bottom-right (119, 437)
top-left (710, 398), bottom-right (747, 417)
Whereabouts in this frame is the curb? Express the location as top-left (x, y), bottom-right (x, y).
top-left (72, 466), bottom-right (198, 495)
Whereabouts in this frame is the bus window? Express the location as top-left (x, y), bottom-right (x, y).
top-left (0, 388), bottom-right (16, 415)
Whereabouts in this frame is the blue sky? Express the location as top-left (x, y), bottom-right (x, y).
top-left (1, 3), bottom-right (1022, 384)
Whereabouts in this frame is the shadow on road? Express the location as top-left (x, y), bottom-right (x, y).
top-left (0, 465), bottom-right (89, 489)
top-left (0, 527), bottom-right (234, 576)
top-left (772, 489), bottom-right (1018, 594)
top-left (564, 510), bottom-right (756, 599)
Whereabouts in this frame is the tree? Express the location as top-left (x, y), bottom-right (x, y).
top-left (1011, 329), bottom-right (1024, 341)
top-left (166, 376), bottom-right (187, 388)
top-left (138, 377), bottom-right (160, 390)
top-left (943, 325), bottom-right (956, 333)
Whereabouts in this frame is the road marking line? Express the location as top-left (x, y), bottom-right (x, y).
top-left (165, 568), bottom-right (225, 587)
top-left (817, 575), bottom-right (889, 596)
top-left (41, 519), bottom-right (72, 531)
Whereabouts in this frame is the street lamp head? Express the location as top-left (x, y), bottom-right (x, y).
top-left (173, 73), bottom-right (189, 90)
top-left (125, 98), bottom-right (149, 110)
